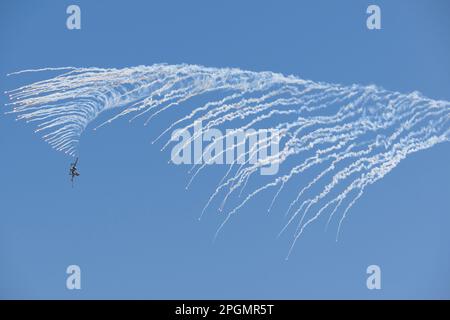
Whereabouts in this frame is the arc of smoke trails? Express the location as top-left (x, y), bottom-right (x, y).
top-left (6, 64), bottom-right (450, 257)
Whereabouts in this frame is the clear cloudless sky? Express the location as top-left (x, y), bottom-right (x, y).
top-left (0, 0), bottom-right (449, 299)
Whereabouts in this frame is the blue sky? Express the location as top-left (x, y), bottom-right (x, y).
top-left (0, 0), bottom-right (449, 299)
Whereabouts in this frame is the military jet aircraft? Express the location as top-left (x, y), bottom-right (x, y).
top-left (69, 157), bottom-right (80, 187)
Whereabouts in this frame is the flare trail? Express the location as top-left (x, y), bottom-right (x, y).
top-left (6, 64), bottom-right (450, 256)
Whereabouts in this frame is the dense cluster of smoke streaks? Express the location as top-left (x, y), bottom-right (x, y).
top-left (6, 64), bottom-right (450, 257)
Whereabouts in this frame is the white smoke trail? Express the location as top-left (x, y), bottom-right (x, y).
top-left (5, 64), bottom-right (450, 257)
